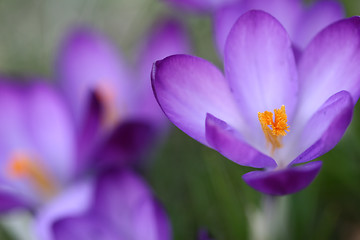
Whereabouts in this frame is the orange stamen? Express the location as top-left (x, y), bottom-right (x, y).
top-left (258, 105), bottom-right (290, 155)
top-left (8, 152), bottom-right (58, 199)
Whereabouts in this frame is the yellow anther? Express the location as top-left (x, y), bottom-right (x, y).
top-left (8, 152), bottom-right (58, 199)
top-left (258, 105), bottom-right (290, 155)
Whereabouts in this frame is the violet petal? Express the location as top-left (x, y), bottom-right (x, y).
top-left (297, 16), bottom-right (360, 123)
top-left (224, 10), bottom-right (298, 133)
top-left (134, 18), bottom-right (191, 127)
top-left (56, 27), bottom-right (131, 125)
top-left (152, 54), bottom-right (244, 146)
top-left (292, 91), bottom-right (353, 165)
top-left (95, 120), bottom-right (156, 168)
top-left (243, 161), bottom-right (322, 196)
top-left (205, 113), bottom-right (276, 168)
top-left (293, 0), bottom-right (344, 49)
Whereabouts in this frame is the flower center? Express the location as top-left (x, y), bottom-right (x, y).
top-left (94, 84), bottom-right (119, 129)
top-left (7, 152), bottom-right (59, 199)
top-left (258, 105), bottom-right (290, 156)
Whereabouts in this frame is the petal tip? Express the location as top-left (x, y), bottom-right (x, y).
top-left (243, 161), bottom-right (322, 196)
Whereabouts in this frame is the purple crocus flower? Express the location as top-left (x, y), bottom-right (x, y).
top-left (0, 81), bottom-right (76, 211)
top-left (36, 169), bottom-right (170, 240)
top-left (214, 0), bottom-right (344, 56)
top-left (56, 19), bottom-right (190, 171)
top-left (152, 10), bottom-right (360, 195)
top-left (0, 80), bottom-right (171, 239)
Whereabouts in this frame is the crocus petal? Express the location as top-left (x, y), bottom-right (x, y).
top-left (205, 113), bottom-right (276, 168)
top-left (224, 10), bottom-right (298, 135)
top-left (242, 161), bottom-right (322, 196)
top-left (297, 16), bottom-right (360, 124)
top-left (36, 180), bottom-right (95, 240)
top-left (293, 0), bottom-right (344, 50)
top-left (26, 83), bottom-right (75, 183)
top-left (246, 0), bottom-right (302, 39)
top-left (132, 198), bottom-right (171, 240)
top-left (0, 192), bottom-right (28, 212)
top-left (213, 2), bottom-right (248, 57)
top-left (134, 18), bottom-right (191, 126)
top-left (95, 120), bottom-right (156, 168)
top-left (0, 82), bottom-right (75, 205)
top-left (0, 83), bottom-right (28, 158)
top-left (93, 170), bottom-right (171, 240)
top-left (49, 170), bottom-right (170, 240)
top-left (164, 0), bottom-right (239, 13)
top-left (0, 83), bottom-right (39, 205)
top-left (53, 215), bottom-right (117, 240)
top-left (56, 27), bottom-right (130, 125)
top-left (291, 91), bottom-right (353, 165)
top-left (152, 54), bottom-right (244, 146)
top-left (76, 91), bottom-right (103, 173)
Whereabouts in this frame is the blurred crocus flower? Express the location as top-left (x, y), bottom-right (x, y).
top-left (37, 169), bottom-right (170, 240)
top-left (163, 0), bottom-right (344, 57)
top-left (0, 81), bottom-right (172, 239)
top-left (56, 19), bottom-right (190, 171)
top-left (152, 11), bottom-right (360, 195)
top-left (0, 81), bottom-right (76, 210)
top-left (214, 0), bottom-right (344, 56)
top-left (163, 0), bottom-right (239, 12)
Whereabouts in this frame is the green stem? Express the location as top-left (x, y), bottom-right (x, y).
top-left (249, 195), bottom-right (288, 240)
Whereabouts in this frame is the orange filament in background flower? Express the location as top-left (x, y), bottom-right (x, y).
top-left (94, 84), bottom-right (119, 129)
top-left (8, 152), bottom-right (58, 199)
top-left (258, 105), bottom-right (290, 155)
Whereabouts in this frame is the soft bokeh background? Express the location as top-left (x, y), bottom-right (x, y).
top-left (0, 0), bottom-right (360, 239)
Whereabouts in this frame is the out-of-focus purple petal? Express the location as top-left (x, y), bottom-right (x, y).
top-left (297, 17), bottom-right (360, 124)
top-left (132, 198), bottom-right (171, 240)
top-left (152, 54), bottom-right (244, 146)
top-left (243, 161), bottom-right (322, 196)
top-left (0, 83), bottom-right (38, 205)
top-left (0, 82), bottom-right (75, 204)
top-left (0, 83), bottom-right (27, 159)
top-left (93, 170), bottom-right (171, 240)
top-left (134, 18), bottom-right (191, 126)
top-left (95, 120), bottom-right (156, 168)
top-left (214, 0), bottom-right (302, 57)
top-left (53, 215), bottom-right (117, 240)
top-left (163, 0), bottom-right (239, 13)
top-left (292, 45), bottom-right (302, 63)
top-left (291, 91), bottom-right (353, 165)
top-left (49, 170), bottom-right (170, 240)
top-left (293, 0), bottom-right (344, 50)
top-left (213, 2), bottom-right (248, 57)
top-left (205, 114), bottom-right (276, 168)
top-left (224, 10), bottom-right (298, 137)
top-left (26, 83), bottom-right (75, 183)
top-left (36, 180), bottom-right (95, 240)
top-left (76, 91), bottom-right (104, 173)
top-left (247, 0), bottom-right (302, 37)
top-left (56, 27), bottom-right (131, 126)
top-left (0, 192), bottom-right (28, 212)
top-left (137, 19), bottom-right (191, 88)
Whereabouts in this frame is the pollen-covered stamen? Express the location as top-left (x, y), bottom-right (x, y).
top-left (8, 152), bottom-right (58, 199)
top-left (258, 105), bottom-right (290, 155)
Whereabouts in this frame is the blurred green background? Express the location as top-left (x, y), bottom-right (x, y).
top-left (0, 0), bottom-right (360, 239)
